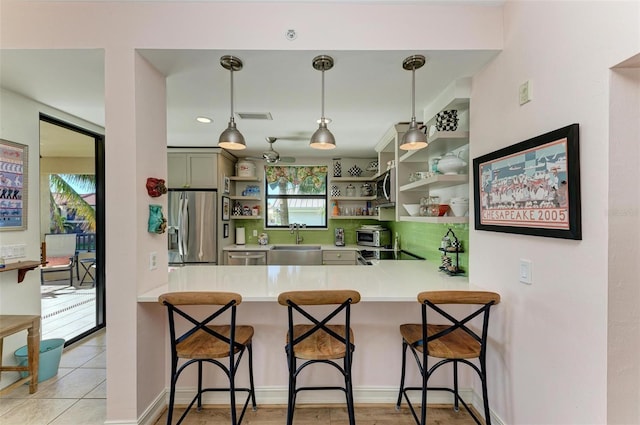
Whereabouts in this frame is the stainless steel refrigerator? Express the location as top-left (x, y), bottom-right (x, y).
top-left (167, 189), bottom-right (218, 265)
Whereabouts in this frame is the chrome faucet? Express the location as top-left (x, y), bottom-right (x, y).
top-left (289, 223), bottom-right (305, 244)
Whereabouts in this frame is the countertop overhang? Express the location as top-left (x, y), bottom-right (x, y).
top-left (138, 261), bottom-right (469, 303)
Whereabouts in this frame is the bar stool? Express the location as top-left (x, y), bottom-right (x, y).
top-left (277, 290), bottom-right (361, 425)
top-left (158, 292), bottom-right (256, 425)
top-left (0, 315), bottom-right (41, 395)
top-left (396, 290), bottom-right (500, 425)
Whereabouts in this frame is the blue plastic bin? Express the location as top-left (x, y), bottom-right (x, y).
top-left (14, 338), bottom-right (65, 383)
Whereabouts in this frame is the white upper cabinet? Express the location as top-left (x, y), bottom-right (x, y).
top-left (167, 149), bottom-right (219, 189)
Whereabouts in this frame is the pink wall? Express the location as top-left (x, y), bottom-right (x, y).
top-left (470, 2), bottom-right (639, 424)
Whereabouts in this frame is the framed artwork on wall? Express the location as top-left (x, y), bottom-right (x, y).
top-left (223, 176), bottom-right (230, 194)
top-left (0, 139), bottom-right (28, 231)
top-left (221, 195), bottom-right (230, 221)
top-left (473, 123), bottom-right (581, 240)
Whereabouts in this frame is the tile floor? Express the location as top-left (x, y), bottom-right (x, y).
top-left (0, 329), bottom-right (106, 425)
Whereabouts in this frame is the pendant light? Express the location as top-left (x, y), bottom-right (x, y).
top-left (218, 55), bottom-right (246, 150)
top-left (399, 54), bottom-right (428, 151)
top-left (309, 55), bottom-right (336, 150)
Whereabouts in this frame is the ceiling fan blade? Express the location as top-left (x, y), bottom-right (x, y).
top-left (272, 136), bottom-right (309, 142)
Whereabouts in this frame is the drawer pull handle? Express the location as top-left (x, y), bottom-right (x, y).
top-left (229, 254), bottom-right (264, 259)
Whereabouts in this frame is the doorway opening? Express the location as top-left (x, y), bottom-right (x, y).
top-left (39, 114), bottom-right (106, 346)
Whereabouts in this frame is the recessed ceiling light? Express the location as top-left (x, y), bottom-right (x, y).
top-left (196, 116), bottom-right (212, 123)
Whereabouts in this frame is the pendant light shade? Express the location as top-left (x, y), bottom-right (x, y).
top-left (218, 55), bottom-right (246, 151)
top-left (399, 55), bottom-right (428, 151)
top-left (310, 55), bottom-right (336, 150)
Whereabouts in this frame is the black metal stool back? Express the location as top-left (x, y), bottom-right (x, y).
top-left (277, 289), bottom-right (361, 425)
top-left (159, 291), bottom-right (256, 425)
top-left (397, 290), bottom-right (500, 425)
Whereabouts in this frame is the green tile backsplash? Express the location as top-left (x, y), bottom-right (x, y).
top-left (388, 222), bottom-right (469, 275)
top-left (233, 218), bottom-right (468, 274)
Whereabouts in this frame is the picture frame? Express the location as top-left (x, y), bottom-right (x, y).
top-left (223, 176), bottom-right (230, 194)
top-left (221, 195), bottom-right (230, 221)
top-left (0, 139), bottom-right (28, 231)
top-left (223, 223), bottom-right (229, 238)
top-left (473, 123), bottom-right (581, 240)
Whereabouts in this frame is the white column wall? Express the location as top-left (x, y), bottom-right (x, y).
top-left (470, 2), bottom-right (639, 424)
top-left (608, 63), bottom-right (640, 424)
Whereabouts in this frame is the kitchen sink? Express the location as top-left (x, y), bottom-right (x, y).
top-left (268, 245), bottom-right (322, 265)
top-left (270, 245), bottom-right (321, 251)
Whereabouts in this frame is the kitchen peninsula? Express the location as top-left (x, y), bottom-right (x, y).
top-left (138, 260), bottom-right (475, 404)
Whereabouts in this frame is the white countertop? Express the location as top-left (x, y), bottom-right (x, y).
top-left (138, 261), bottom-right (469, 303)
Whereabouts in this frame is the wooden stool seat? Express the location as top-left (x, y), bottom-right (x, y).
top-left (287, 324), bottom-right (353, 360)
top-left (399, 324), bottom-right (481, 359)
top-left (176, 325), bottom-right (254, 359)
top-left (0, 315), bottom-right (41, 395)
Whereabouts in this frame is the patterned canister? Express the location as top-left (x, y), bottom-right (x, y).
top-left (237, 160), bottom-right (256, 177)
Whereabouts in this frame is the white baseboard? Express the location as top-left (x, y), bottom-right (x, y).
top-left (125, 386), bottom-right (506, 425)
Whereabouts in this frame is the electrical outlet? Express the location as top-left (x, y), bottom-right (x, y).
top-left (149, 252), bottom-right (157, 270)
top-left (253, 230), bottom-right (258, 237)
top-left (519, 259), bottom-right (532, 284)
top-left (519, 80), bottom-right (532, 105)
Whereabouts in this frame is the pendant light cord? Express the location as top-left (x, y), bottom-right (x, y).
top-left (321, 69), bottom-right (326, 122)
top-left (411, 67), bottom-right (416, 120)
top-left (230, 69), bottom-right (235, 122)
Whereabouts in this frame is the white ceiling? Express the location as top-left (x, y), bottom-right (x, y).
top-left (1, 48), bottom-right (498, 160)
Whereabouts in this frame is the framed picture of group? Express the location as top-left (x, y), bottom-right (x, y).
top-left (473, 124), bottom-right (581, 240)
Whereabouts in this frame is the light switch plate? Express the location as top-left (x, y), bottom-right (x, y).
top-left (149, 252), bottom-right (157, 270)
top-left (519, 80), bottom-right (532, 105)
top-left (519, 259), bottom-right (532, 284)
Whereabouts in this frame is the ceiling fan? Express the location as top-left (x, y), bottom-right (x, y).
top-left (246, 137), bottom-right (296, 164)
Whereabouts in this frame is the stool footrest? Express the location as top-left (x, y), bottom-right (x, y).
top-left (0, 376), bottom-right (32, 396)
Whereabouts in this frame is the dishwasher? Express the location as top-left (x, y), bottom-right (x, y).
top-left (225, 251), bottom-right (267, 265)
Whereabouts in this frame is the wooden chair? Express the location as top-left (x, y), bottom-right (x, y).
top-left (40, 233), bottom-right (77, 286)
top-left (277, 290), bottom-right (361, 425)
top-left (158, 292), bottom-right (256, 425)
top-left (396, 290), bottom-right (501, 425)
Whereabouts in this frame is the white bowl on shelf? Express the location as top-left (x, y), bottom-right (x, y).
top-left (449, 198), bottom-right (469, 217)
top-left (403, 204), bottom-right (420, 217)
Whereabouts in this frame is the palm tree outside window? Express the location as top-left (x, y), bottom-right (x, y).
top-left (265, 165), bottom-right (327, 228)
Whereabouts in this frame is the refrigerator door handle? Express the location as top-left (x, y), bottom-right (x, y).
top-left (180, 195), bottom-right (189, 259)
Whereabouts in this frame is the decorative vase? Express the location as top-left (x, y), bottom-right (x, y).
top-left (437, 152), bottom-right (467, 175)
top-left (333, 158), bottom-right (342, 177)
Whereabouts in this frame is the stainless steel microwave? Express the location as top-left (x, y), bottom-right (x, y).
top-left (374, 170), bottom-right (396, 207)
top-left (356, 228), bottom-right (391, 247)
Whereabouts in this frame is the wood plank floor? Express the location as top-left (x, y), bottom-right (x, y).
top-left (154, 404), bottom-right (484, 424)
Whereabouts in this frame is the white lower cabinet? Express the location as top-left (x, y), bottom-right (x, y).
top-left (322, 250), bottom-right (357, 265)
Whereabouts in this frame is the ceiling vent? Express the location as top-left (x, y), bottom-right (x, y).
top-left (236, 112), bottom-right (273, 120)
